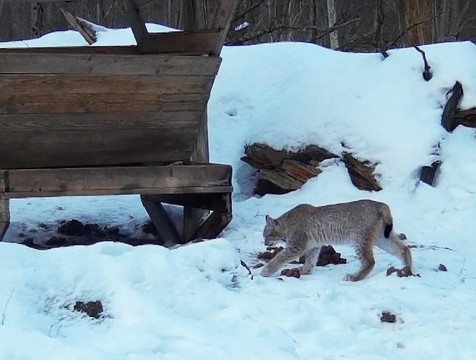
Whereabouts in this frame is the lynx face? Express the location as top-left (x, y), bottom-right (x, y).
top-left (263, 215), bottom-right (285, 246)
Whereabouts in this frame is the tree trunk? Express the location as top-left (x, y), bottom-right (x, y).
top-left (327, 0), bottom-right (339, 49)
top-left (398, 0), bottom-right (435, 45)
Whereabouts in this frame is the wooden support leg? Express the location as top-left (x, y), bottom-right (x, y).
top-left (141, 195), bottom-right (181, 244)
top-left (191, 211), bottom-right (232, 240)
top-left (0, 197), bottom-right (10, 241)
top-left (184, 207), bottom-right (207, 243)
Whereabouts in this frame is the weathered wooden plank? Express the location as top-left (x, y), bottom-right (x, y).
top-left (139, 31), bottom-right (221, 55)
top-left (0, 74), bottom-right (215, 95)
top-left (5, 164), bottom-right (233, 197)
top-left (0, 128), bottom-right (197, 168)
top-left (4, 186), bottom-right (233, 199)
top-left (0, 51), bottom-right (221, 76)
top-left (141, 195), bottom-right (181, 244)
top-left (0, 95), bottom-right (207, 115)
top-left (0, 112), bottom-right (202, 130)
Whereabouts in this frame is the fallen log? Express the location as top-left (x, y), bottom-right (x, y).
top-left (342, 153), bottom-right (382, 191)
top-left (242, 143), bottom-right (382, 195)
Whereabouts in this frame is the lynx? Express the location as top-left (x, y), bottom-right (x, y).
top-left (261, 199), bottom-right (412, 281)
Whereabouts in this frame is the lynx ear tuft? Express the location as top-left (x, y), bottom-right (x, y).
top-left (265, 215), bottom-right (274, 226)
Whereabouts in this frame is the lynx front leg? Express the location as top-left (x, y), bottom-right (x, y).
top-left (344, 243), bottom-right (375, 282)
top-left (261, 248), bottom-right (304, 277)
top-left (301, 248), bottom-right (320, 275)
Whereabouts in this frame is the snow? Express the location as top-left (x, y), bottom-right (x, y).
top-left (1, 25), bottom-right (476, 359)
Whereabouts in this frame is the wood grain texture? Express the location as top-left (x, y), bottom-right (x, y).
top-left (5, 164), bottom-right (232, 197)
top-left (0, 51), bottom-right (221, 76)
top-left (0, 74), bottom-right (215, 95)
top-left (139, 31), bottom-right (221, 55)
top-left (0, 95), bottom-right (207, 115)
top-left (0, 128), bottom-right (197, 168)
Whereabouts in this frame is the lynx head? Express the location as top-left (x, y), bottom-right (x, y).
top-left (263, 215), bottom-right (286, 246)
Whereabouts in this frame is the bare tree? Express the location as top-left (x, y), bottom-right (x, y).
top-left (326, 0), bottom-right (339, 48)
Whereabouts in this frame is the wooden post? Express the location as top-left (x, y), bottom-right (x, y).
top-left (122, 0), bottom-right (149, 47)
top-left (0, 171), bottom-right (10, 241)
top-left (0, 197), bottom-right (10, 241)
top-left (183, 0), bottom-right (198, 32)
top-left (141, 195), bottom-right (181, 244)
top-left (211, 0), bottom-right (239, 55)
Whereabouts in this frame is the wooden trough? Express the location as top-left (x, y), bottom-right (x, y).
top-left (0, 0), bottom-right (238, 244)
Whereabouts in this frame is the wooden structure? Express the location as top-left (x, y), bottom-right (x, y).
top-left (0, 0), bottom-right (238, 244)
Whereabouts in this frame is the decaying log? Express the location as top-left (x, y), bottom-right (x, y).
top-left (441, 81), bottom-right (464, 132)
top-left (242, 143), bottom-right (382, 195)
top-left (454, 108), bottom-right (476, 128)
top-left (242, 143), bottom-right (336, 195)
top-left (342, 153), bottom-right (382, 191)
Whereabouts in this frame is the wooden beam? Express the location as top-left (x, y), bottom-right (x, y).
top-left (183, 0), bottom-right (198, 32)
top-left (211, 0), bottom-right (239, 55)
top-left (0, 128), bottom-right (197, 169)
top-left (0, 51), bottom-right (221, 76)
top-left (0, 97), bottom-right (207, 116)
top-left (0, 74), bottom-right (215, 95)
top-left (122, 0), bottom-right (149, 47)
top-left (138, 31), bottom-right (221, 55)
top-left (141, 195), bottom-right (181, 244)
top-left (5, 164), bottom-right (233, 198)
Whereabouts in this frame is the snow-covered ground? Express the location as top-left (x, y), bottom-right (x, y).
top-left (1, 25), bottom-right (476, 360)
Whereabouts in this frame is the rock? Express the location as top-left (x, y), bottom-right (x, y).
top-left (380, 311), bottom-right (396, 323)
top-left (438, 263), bottom-right (448, 272)
top-left (58, 219), bottom-right (86, 236)
top-left (73, 301), bottom-right (103, 319)
top-left (316, 245), bottom-right (347, 266)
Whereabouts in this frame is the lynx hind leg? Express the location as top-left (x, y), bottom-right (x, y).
top-left (301, 248), bottom-right (320, 275)
top-left (261, 247), bottom-right (305, 277)
top-left (345, 242), bottom-right (376, 282)
top-left (377, 231), bottom-right (413, 270)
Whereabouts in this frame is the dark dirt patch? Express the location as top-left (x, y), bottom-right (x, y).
top-left (380, 311), bottom-right (397, 323)
top-left (73, 301), bottom-right (104, 319)
top-left (316, 245), bottom-right (347, 266)
top-left (438, 263), bottom-right (448, 272)
top-left (386, 265), bottom-right (420, 278)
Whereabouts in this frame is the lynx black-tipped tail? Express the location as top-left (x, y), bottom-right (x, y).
top-left (384, 223), bottom-right (393, 238)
